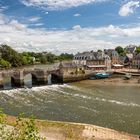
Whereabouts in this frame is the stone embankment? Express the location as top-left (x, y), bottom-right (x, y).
top-left (6, 116), bottom-right (139, 140)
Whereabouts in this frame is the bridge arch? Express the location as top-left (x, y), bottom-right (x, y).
top-left (23, 73), bottom-right (32, 88)
top-left (47, 72), bottom-right (63, 85)
top-left (31, 73), bottom-right (39, 86)
top-left (23, 70), bottom-right (42, 86)
top-left (3, 74), bottom-right (12, 90)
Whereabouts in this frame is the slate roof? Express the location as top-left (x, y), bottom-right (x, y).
top-left (125, 45), bottom-right (136, 54)
top-left (59, 62), bottom-right (83, 68)
top-left (104, 49), bottom-right (119, 58)
top-left (74, 51), bottom-right (110, 60)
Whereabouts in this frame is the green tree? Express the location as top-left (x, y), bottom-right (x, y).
top-left (0, 45), bottom-right (23, 67)
top-left (46, 53), bottom-right (55, 63)
top-left (40, 55), bottom-right (47, 64)
top-left (135, 47), bottom-right (140, 53)
top-left (21, 52), bottom-right (35, 65)
top-left (97, 50), bottom-right (102, 53)
top-left (57, 53), bottom-right (74, 61)
top-left (0, 59), bottom-right (11, 68)
top-left (115, 46), bottom-right (124, 56)
top-left (22, 56), bottom-right (29, 65)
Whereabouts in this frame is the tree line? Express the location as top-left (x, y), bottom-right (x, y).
top-left (0, 45), bottom-right (74, 68)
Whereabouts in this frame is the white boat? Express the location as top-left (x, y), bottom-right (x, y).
top-left (124, 73), bottom-right (132, 80)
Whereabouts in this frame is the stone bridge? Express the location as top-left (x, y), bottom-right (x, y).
top-left (0, 68), bottom-right (63, 88)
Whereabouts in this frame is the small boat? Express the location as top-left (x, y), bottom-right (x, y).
top-left (124, 73), bottom-right (132, 80)
top-left (95, 72), bottom-right (110, 79)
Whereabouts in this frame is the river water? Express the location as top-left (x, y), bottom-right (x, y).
top-left (0, 79), bottom-right (140, 135)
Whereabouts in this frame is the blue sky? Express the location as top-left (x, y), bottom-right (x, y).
top-left (0, 0), bottom-right (140, 53)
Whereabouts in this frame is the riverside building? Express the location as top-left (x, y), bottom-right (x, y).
top-left (73, 51), bottom-right (111, 71)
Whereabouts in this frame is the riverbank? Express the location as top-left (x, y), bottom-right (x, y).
top-left (72, 76), bottom-right (140, 86)
top-left (5, 115), bottom-right (139, 140)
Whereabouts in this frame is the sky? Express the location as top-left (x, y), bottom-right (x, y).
top-left (0, 0), bottom-right (140, 54)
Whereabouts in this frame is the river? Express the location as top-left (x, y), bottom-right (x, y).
top-left (0, 78), bottom-right (140, 135)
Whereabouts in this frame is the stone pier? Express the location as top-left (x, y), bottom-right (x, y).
top-left (11, 71), bottom-right (24, 88)
top-left (0, 72), bottom-right (3, 89)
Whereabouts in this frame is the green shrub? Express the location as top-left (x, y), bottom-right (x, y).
top-left (0, 59), bottom-right (11, 68)
top-left (0, 110), bottom-right (45, 140)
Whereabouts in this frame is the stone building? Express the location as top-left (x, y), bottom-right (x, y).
top-left (104, 49), bottom-right (120, 65)
top-left (104, 49), bottom-right (124, 69)
top-left (73, 52), bottom-right (92, 66)
top-left (132, 53), bottom-right (140, 69)
top-left (124, 53), bottom-right (133, 67)
top-left (73, 51), bottom-right (111, 71)
top-left (59, 62), bottom-right (85, 76)
top-left (125, 45), bottom-right (137, 54)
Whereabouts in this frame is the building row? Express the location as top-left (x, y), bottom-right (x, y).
top-left (73, 45), bottom-right (140, 70)
top-left (73, 51), bottom-right (115, 71)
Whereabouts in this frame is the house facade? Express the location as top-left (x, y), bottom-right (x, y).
top-left (104, 49), bottom-right (120, 65)
top-left (73, 52), bottom-right (88, 66)
top-left (73, 51), bottom-right (111, 71)
top-left (59, 62), bottom-right (85, 76)
top-left (132, 53), bottom-right (140, 69)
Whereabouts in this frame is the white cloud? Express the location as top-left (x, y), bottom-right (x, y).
top-left (72, 25), bottom-right (82, 30)
top-left (45, 11), bottom-right (49, 15)
top-left (0, 14), bottom-right (7, 24)
top-left (0, 5), bottom-right (9, 12)
top-left (20, 0), bottom-right (111, 11)
top-left (119, 1), bottom-right (140, 16)
top-left (28, 16), bottom-right (41, 22)
top-left (74, 13), bottom-right (81, 17)
top-left (34, 23), bottom-right (44, 26)
top-left (1, 14), bottom-right (140, 54)
top-left (9, 20), bottom-right (27, 30)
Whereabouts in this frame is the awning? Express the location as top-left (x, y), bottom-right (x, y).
top-left (87, 65), bottom-right (106, 68)
top-left (113, 64), bottom-right (124, 67)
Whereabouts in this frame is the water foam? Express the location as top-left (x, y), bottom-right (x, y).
top-left (95, 97), bottom-right (140, 107)
top-left (0, 84), bottom-right (80, 100)
top-left (0, 84), bottom-right (140, 108)
top-left (78, 106), bottom-right (98, 113)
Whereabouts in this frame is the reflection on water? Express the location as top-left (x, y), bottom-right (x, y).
top-left (24, 74), bottom-right (32, 88)
top-left (48, 74), bottom-right (52, 85)
top-left (3, 76), bottom-right (12, 90)
top-left (0, 81), bottom-right (140, 135)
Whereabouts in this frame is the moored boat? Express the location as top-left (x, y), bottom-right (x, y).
top-left (95, 72), bottom-right (110, 79)
top-left (124, 73), bottom-right (132, 80)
